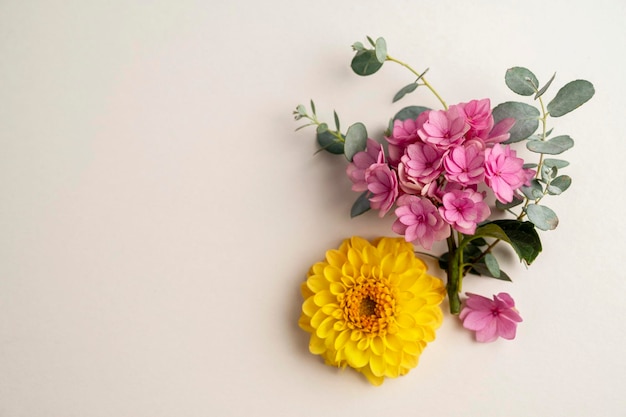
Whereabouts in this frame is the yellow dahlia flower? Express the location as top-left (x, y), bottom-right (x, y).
top-left (298, 236), bottom-right (445, 385)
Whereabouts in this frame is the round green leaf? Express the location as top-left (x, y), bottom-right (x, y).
top-left (547, 175), bottom-right (572, 195)
top-left (543, 158), bottom-right (570, 169)
top-left (484, 253), bottom-right (501, 278)
top-left (351, 50), bottom-right (384, 76)
top-left (344, 122), bottom-right (368, 161)
top-left (505, 67), bottom-right (539, 96)
top-left (526, 135), bottom-right (574, 155)
top-left (393, 105), bottom-right (430, 121)
top-left (316, 131), bottom-right (344, 155)
top-left (547, 80), bottom-right (595, 117)
top-left (520, 179), bottom-right (544, 200)
top-left (375, 37), bottom-right (387, 63)
top-left (493, 101), bottom-right (540, 143)
top-left (526, 204), bottom-right (559, 230)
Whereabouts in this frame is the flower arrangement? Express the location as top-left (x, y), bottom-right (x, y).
top-left (293, 36), bottom-right (593, 385)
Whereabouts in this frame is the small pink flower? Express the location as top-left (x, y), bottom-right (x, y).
top-left (401, 142), bottom-right (445, 184)
top-left (484, 117), bottom-right (515, 145)
top-left (346, 139), bottom-right (381, 192)
top-left (418, 107), bottom-right (469, 150)
top-left (386, 113), bottom-right (429, 166)
top-left (439, 189), bottom-right (490, 234)
top-left (460, 293), bottom-right (523, 342)
top-left (365, 154), bottom-right (398, 218)
top-left (392, 195), bottom-right (450, 249)
top-left (454, 98), bottom-right (493, 135)
top-left (484, 144), bottom-right (527, 203)
top-left (443, 144), bottom-right (485, 185)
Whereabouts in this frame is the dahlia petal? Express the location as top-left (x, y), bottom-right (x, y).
top-left (313, 290), bottom-right (336, 307)
top-left (344, 340), bottom-right (369, 368)
top-left (360, 366), bottom-right (384, 386)
top-left (316, 316), bottom-right (336, 338)
top-left (307, 274), bottom-right (329, 293)
top-left (383, 334), bottom-right (403, 352)
top-left (370, 336), bottom-right (385, 356)
top-left (309, 334), bottom-right (326, 354)
top-left (369, 354), bottom-right (386, 377)
top-left (302, 297), bottom-right (317, 317)
top-left (334, 329), bottom-right (351, 350)
top-left (396, 313), bottom-right (417, 329)
top-left (326, 249), bottom-right (346, 268)
top-left (383, 349), bottom-right (401, 367)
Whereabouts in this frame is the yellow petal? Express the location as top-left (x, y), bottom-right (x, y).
top-left (344, 340), bottom-right (369, 368)
top-left (360, 365), bottom-right (384, 386)
top-left (326, 249), bottom-right (347, 268)
top-left (369, 354), bottom-right (386, 377)
top-left (307, 274), bottom-right (329, 293)
top-left (309, 334), bottom-right (326, 355)
top-left (316, 316), bottom-right (335, 339)
top-left (370, 336), bottom-right (385, 356)
top-left (302, 296), bottom-right (317, 317)
top-left (334, 329), bottom-right (351, 350)
top-left (313, 290), bottom-right (336, 307)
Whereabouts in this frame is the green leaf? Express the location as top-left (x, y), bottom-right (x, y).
top-left (544, 158), bottom-right (570, 169)
top-left (316, 130), bottom-right (344, 155)
top-left (392, 83), bottom-right (418, 103)
top-left (351, 50), bottom-right (384, 76)
top-left (344, 122), bottom-right (368, 161)
top-left (540, 164), bottom-right (558, 183)
top-left (352, 41), bottom-right (365, 51)
top-left (547, 175), bottom-right (572, 195)
top-left (547, 80), bottom-right (595, 117)
top-left (366, 36), bottom-right (376, 47)
top-left (296, 104), bottom-right (307, 117)
top-left (484, 253), bottom-right (501, 278)
top-left (526, 204), bottom-right (559, 230)
top-left (393, 105), bottom-right (430, 121)
top-left (493, 102), bottom-right (540, 143)
top-left (505, 67), bottom-right (539, 96)
top-left (333, 110), bottom-right (340, 131)
top-left (316, 123), bottom-right (328, 134)
top-left (375, 37), bottom-right (387, 63)
top-left (310, 99), bottom-right (316, 115)
top-left (472, 220), bottom-right (542, 265)
top-left (526, 135), bottom-right (574, 155)
top-left (520, 179), bottom-right (544, 200)
top-left (496, 195), bottom-right (524, 210)
top-left (535, 72), bottom-right (556, 99)
top-left (351, 191), bottom-right (371, 217)
top-left (469, 262), bottom-right (512, 281)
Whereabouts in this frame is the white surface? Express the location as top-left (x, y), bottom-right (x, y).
top-left (1, 1), bottom-right (625, 416)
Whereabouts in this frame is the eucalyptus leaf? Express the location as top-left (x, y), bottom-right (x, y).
top-left (535, 72), bottom-right (556, 99)
top-left (526, 135), bottom-right (574, 155)
top-left (375, 37), bottom-right (387, 63)
top-left (470, 262), bottom-right (512, 281)
top-left (505, 67), bottom-right (539, 96)
top-left (393, 83), bottom-right (418, 103)
top-left (526, 204), bottom-right (559, 230)
top-left (310, 99), bottom-right (316, 115)
top-left (547, 175), bottom-right (572, 195)
top-left (547, 80), bottom-right (595, 117)
top-left (316, 123), bottom-right (328, 134)
top-left (352, 41), bottom-right (365, 51)
top-left (350, 191), bottom-right (371, 217)
top-left (484, 253), bottom-right (501, 278)
top-left (540, 165), bottom-right (558, 183)
top-left (520, 179), bottom-right (544, 200)
top-left (351, 50), bottom-right (384, 76)
top-left (316, 130), bottom-right (344, 155)
top-left (344, 122), bottom-right (368, 161)
top-left (493, 102), bottom-right (540, 143)
top-left (333, 110), bottom-right (340, 131)
top-left (393, 105), bottom-right (430, 121)
top-left (544, 158), bottom-right (570, 169)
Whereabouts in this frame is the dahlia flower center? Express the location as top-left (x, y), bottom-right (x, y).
top-left (342, 279), bottom-right (395, 334)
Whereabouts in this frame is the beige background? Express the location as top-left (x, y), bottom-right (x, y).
top-left (1, 0), bottom-right (625, 416)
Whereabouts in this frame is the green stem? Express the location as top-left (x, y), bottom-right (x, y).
top-left (385, 55), bottom-right (448, 110)
top-left (446, 234), bottom-right (462, 314)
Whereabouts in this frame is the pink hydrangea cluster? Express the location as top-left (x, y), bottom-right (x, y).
top-left (346, 98), bottom-right (534, 249)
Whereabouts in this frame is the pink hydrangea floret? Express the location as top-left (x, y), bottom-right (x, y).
top-left (392, 195), bottom-right (450, 249)
top-left (346, 139), bottom-right (381, 192)
top-left (443, 143), bottom-right (485, 185)
top-left (401, 142), bottom-right (444, 185)
top-left (484, 144), bottom-right (529, 203)
top-left (460, 292), bottom-right (523, 342)
top-left (439, 189), bottom-right (490, 234)
top-left (418, 107), bottom-right (469, 150)
top-left (365, 153), bottom-right (398, 218)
